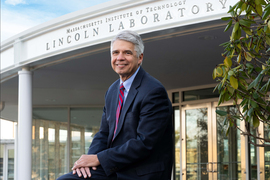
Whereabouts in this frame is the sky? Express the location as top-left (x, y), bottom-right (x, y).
top-left (0, 0), bottom-right (111, 139)
top-left (0, 119), bottom-right (16, 139)
top-left (0, 0), bottom-right (111, 42)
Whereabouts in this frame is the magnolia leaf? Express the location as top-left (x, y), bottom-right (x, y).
top-left (221, 77), bottom-right (226, 88)
top-left (218, 93), bottom-right (224, 106)
top-left (244, 52), bottom-right (252, 61)
top-left (248, 67), bottom-right (253, 74)
top-left (257, 37), bottom-right (262, 48)
top-left (237, 53), bottom-right (242, 63)
top-left (255, 0), bottom-right (260, 5)
top-left (247, 115), bottom-right (252, 123)
top-left (250, 100), bottom-right (258, 108)
top-left (236, 28), bottom-right (242, 40)
top-left (231, 22), bottom-right (239, 41)
top-left (230, 49), bottom-right (235, 58)
top-left (221, 66), bottom-right (226, 75)
top-left (243, 27), bottom-right (252, 35)
top-left (230, 76), bottom-right (238, 89)
top-left (228, 70), bottom-right (234, 76)
top-left (258, 28), bottom-right (262, 36)
top-left (224, 57), bottom-right (232, 67)
top-left (256, 4), bottom-right (263, 16)
top-left (240, 99), bottom-right (248, 107)
top-left (247, 40), bottom-right (251, 50)
top-left (235, 65), bottom-right (242, 70)
top-left (220, 41), bottom-right (231, 47)
top-left (239, 19), bottom-right (251, 27)
top-left (236, 1), bottom-right (244, 9)
top-left (264, 25), bottom-right (268, 32)
top-left (241, 2), bottom-right (247, 14)
top-left (242, 104), bottom-right (248, 113)
top-left (237, 93), bottom-right (242, 99)
top-left (260, 79), bottom-right (270, 92)
top-left (253, 114), bottom-right (260, 128)
top-left (228, 5), bottom-right (236, 13)
top-left (240, 78), bottom-right (248, 87)
top-left (253, 92), bottom-right (259, 99)
top-left (266, 3), bottom-right (270, 9)
top-left (216, 110), bottom-right (228, 116)
top-left (246, 63), bottom-right (254, 69)
top-left (237, 43), bottom-right (242, 50)
top-left (261, 0), bottom-right (267, 5)
top-left (223, 117), bottom-right (228, 125)
top-left (224, 91), bottom-right (231, 101)
top-left (255, 45), bottom-right (260, 53)
top-left (213, 84), bottom-right (219, 92)
top-left (267, 26), bottom-right (270, 33)
top-left (248, 107), bottom-right (254, 117)
top-left (218, 82), bottom-right (223, 91)
top-left (216, 67), bottom-right (223, 77)
top-left (255, 0), bottom-right (266, 5)
top-left (257, 111), bottom-right (267, 121)
top-left (262, 6), bottom-right (270, 20)
top-left (266, 36), bottom-right (270, 46)
top-left (212, 69), bottom-right (217, 79)
top-left (222, 17), bottom-right (232, 21)
top-left (247, 80), bottom-right (256, 90)
top-left (246, 5), bottom-right (252, 15)
top-left (247, 73), bottom-right (262, 90)
top-left (227, 86), bottom-right (235, 95)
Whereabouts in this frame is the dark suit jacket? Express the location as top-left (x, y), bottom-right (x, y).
top-left (88, 67), bottom-right (173, 180)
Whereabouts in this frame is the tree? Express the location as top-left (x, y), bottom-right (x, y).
top-left (213, 0), bottom-right (270, 147)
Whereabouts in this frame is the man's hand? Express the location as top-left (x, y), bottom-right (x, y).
top-left (72, 154), bottom-right (100, 178)
top-left (73, 167), bottom-right (91, 178)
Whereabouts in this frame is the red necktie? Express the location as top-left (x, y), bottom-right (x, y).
top-left (113, 83), bottom-right (125, 140)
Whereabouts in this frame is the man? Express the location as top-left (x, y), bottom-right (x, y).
top-left (57, 30), bottom-right (173, 180)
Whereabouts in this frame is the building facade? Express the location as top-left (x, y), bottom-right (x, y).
top-left (1, 0), bottom-right (269, 179)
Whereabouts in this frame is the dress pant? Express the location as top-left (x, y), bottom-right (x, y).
top-left (56, 166), bottom-right (117, 180)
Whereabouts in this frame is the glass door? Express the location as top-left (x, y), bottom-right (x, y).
top-left (181, 103), bottom-right (246, 180)
top-left (264, 124), bottom-right (270, 179)
top-left (7, 147), bottom-right (14, 180)
top-left (214, 105), bottom-right (242, 180)
top-left (3, 144), bottom-right (14, 180)
top-left (181, 103), bottom-right (212, 180)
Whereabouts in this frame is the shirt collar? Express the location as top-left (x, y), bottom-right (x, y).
top-left (120, 66), bottom-right (140, 92)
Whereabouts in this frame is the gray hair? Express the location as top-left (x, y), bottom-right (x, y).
top-left (110, 30), bottom-right (144, 58)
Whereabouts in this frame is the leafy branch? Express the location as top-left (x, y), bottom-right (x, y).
top-left (213, 0), bottom-right (270, 146)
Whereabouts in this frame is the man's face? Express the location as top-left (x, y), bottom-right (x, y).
top-left (111, 40), bottom-right (143, 81)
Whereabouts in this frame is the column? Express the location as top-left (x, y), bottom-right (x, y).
top-left (15, 124), bottom-right (18, 180)
top-left (17, 67), bottom-right (32, 180)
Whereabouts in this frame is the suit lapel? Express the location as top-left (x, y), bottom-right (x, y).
top-left (113, 68), bottom-right (145, 140)
top-left (108, 82), bottom-right (120, 143)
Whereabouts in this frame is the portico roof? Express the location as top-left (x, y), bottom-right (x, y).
top-left (0, 0), bottom-right (235, 121)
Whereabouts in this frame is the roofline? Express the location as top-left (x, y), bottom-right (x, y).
top-left (1, 0), bottom-right (153, 49)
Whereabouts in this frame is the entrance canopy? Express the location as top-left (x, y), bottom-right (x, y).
top-left (0, 0), bottom-right (236, 121)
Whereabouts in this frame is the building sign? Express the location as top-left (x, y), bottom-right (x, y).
top-left (1, 0), bottom-right (237, 72)
top-left (44, 0), bottom-right (233, 52)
